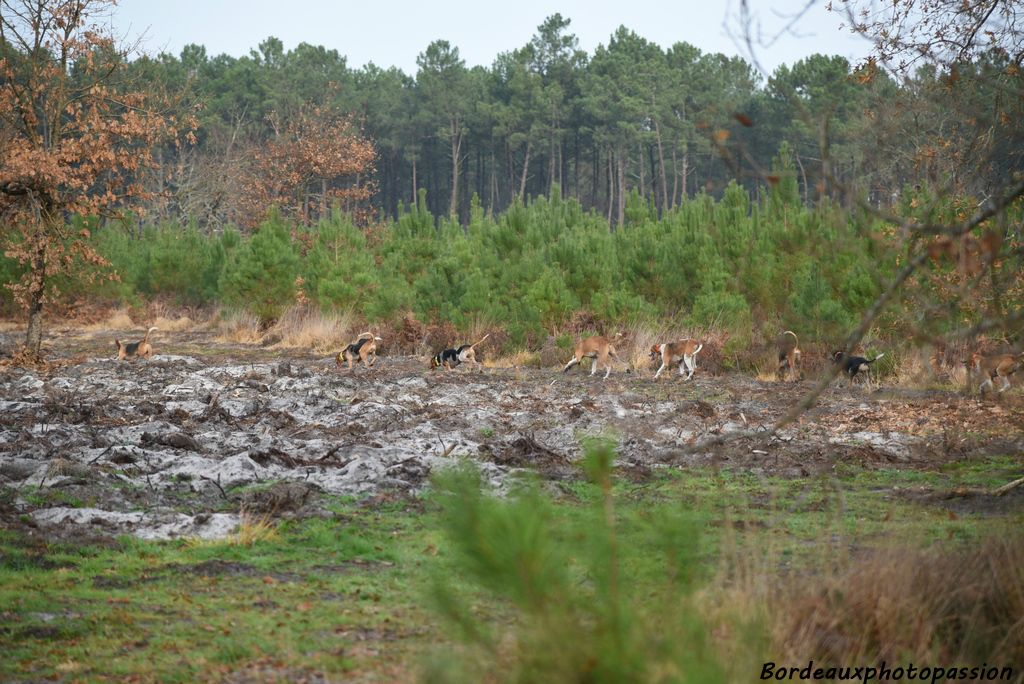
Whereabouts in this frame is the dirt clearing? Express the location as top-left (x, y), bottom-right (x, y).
top-left (2, 328), bottom-right (1022, 540)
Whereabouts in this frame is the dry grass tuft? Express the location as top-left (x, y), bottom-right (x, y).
top-left (484, 350), bottom-right (541, 369)
top-left (185, 510), bottom-right (279, 548)
top-left (215, 309), bottom-right (263, 344)
top-left (776, 536), bottom-right (1024, 663)
top-left (706, 529), bottom-right (1024, 668)
top-left (82, 308), bottom-right (136, 332)
top-left (232, 511), bottom-right (281, 546)
top-left (753, 363), bottom-right (778, 383)
top-left (264, 305), bottom-right (356, 354)
top-left (152, 315), bottom-right (195, 332)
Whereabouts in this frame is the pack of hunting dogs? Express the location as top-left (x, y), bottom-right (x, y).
top-left (114, 326), bottom-right (1023, 396)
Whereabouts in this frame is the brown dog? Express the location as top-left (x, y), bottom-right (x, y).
top-left (562, 335), bottom-right (622, 379)
top-left (649, 339), bottom-right (703, 380)
top-left (336, 332), bottom-right (382, 371)
top-left (115, 326), bottom-right (157, 361)
top-left (969, 351), bottom-right (1023, 394)
top-left (776, 331), bottom-right (801, 381)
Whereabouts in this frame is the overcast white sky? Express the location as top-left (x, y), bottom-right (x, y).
top-left (107, 0), bottom-right (872, 76)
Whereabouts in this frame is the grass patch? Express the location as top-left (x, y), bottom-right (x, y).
top-left (2, 457), bottom-right (1022, 681)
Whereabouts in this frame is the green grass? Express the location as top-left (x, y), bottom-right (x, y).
top-left (1, 456), bottom-right (1021, 681)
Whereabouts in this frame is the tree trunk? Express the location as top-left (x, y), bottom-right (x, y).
top-left (671, 145), bottom-right (678, 209)
top-left (606, 152), bottom-right (614, 228)
top-left (638, 141), bottom-right (645, 200)
top-left (680, 148), bottom-right (689, 204)
top-left (819, 116), bottom-right (831, 202)
top-left (24, 295), bottom-right (43, 356)
top-left (519, 138), bottom-right (532, 201)
top-left (320, 177), bottom-right (328, 220)
top-left (616, 151), bottom-right (626, 228)
top-left (411, 157), bottom-right (417, 205)
top-left (23, 237), bottom-right (47, 357)
top-left (449, 117), bottom-right (462, 217)
top-left (654, 120), bottom-right (668, 213)
top-left (488, 151), bottom-right (497, 214)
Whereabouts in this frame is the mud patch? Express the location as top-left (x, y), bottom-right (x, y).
top-left (168, 559), bottom-right (302, 582)
top-left (898, 485), bottom-right (1024, 517)
top-left (2, 328), bottom-right (1023, 542)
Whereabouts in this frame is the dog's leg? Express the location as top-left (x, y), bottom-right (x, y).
top-left (654, 360), bottom-right (667, 379)
top-left (562, 357), bottom-right (580, 373)
top-left (683, 355), bottom-right (695, 380)
top-left (999, 375), bottom-right (1011, 392)
top-left (590, 358), bottom-right (598, 376)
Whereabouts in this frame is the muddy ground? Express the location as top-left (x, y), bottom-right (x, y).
top-left (2, 328), bottom-right (1022, 541)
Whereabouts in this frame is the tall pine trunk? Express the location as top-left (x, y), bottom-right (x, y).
top-left (449, 117), bottom-right (462, 217)
top-left (616, 151), bottom-right (626, 228)
top-left (519, 138), bottom-right (532, 201)
top-left (654, 119), bottom-right (669, 213)
top-left (411, 157), bottom-right (418, 205)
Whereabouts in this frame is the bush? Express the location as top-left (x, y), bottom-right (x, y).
top-left (219, 215), bottom-right (300, 322)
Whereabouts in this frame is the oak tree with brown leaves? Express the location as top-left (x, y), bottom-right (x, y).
top-left (0, 0), bottom-right (188, 357)
top-left (238, 100), bottom-right (376, 229)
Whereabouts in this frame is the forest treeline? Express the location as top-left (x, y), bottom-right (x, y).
top-left (116, 14), bottom-right (1023, 228)
top-left (10, 157), bottom-right (1014, 354)
top-left (2, 6), bottom-right (1022, 357)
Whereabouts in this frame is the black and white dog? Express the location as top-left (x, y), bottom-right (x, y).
top-left (431, 334), bottom-right (489, 371)
top-left (832, 350), bottom-right (885, 381)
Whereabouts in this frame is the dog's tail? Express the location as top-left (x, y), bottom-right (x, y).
top-left (143, 326), bottom-right (158, 343)
top-left (470, 333), bottom-right (490, 349)
top-left (693, 343), bottom-right (703, 355)
top-left (114, 339), bottom-right (122, 349)
top-left (868, 352), bottom-right (885, 364)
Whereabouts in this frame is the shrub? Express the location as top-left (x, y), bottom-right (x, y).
top-left (219, 215), bottom-right (300, 322)
top-left (426, 439), bottom-right (730, 683)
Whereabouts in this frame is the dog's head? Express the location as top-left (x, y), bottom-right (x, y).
top-left (649, 344), bottom-right (663, 360)
top-left (457, 345), bottom-right (476, 363)
top-left (831, 351), bottom-right (845, 364)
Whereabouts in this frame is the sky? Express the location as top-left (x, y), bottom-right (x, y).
top-left (106, 0), bottom-right (873, 77)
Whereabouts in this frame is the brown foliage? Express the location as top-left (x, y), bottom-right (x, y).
top-left (0, 0), bottom-right (191, 354)
top-left (237, 101), bottom-right (376, 228)
top-left (773, 536), bottom-right (1024, 665)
